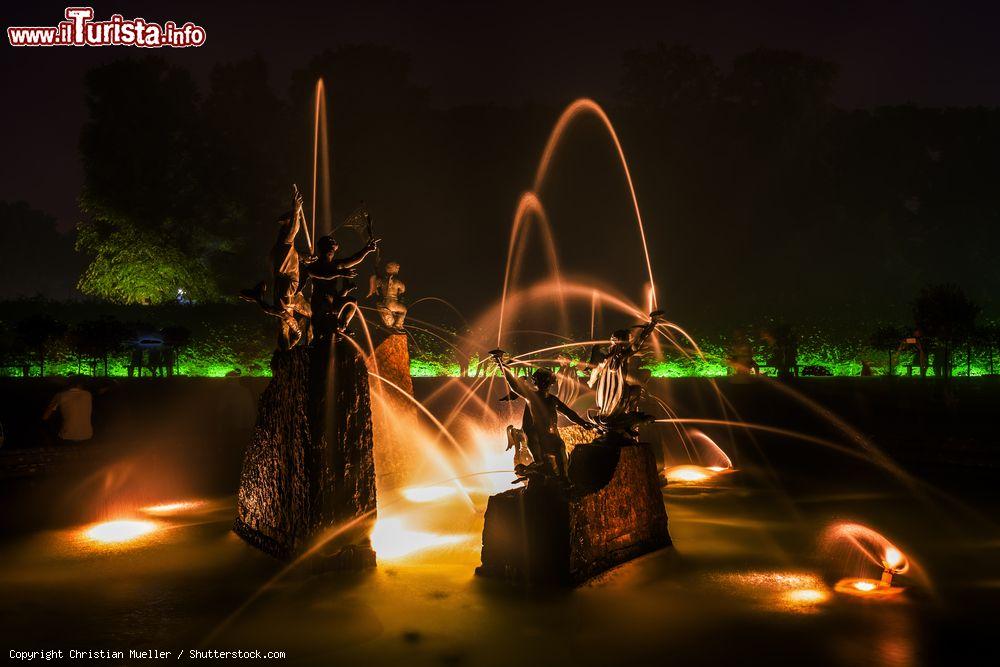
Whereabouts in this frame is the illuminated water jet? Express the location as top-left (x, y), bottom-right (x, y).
top-left (401, 485), bottom-right (458, 503)
top-left (369, 517), bottom-right (465, 560)
top-left (533, 98), bottom-right (658, 307)
top-left (823, 522), bottom-right (922, 598)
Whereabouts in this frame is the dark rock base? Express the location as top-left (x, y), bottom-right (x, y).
top-left (233, 339), bottom-right (377, 567)
top-left (476, 442), bottom-right (670, 586)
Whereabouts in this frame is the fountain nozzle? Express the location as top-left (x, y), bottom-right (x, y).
top-left (879, 546), bottom-right (905, 588)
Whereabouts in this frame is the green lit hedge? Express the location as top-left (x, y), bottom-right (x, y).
top-left (1, 299), bottom-right (996, 378)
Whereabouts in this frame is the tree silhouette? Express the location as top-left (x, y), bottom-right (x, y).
top-left (70, 316), bottom-right (127, 376)
top-left (161, 324), bottom-right (192, 375)
top-left (972, 323), bottom-right (999, 376)
top-left (0, 201), bottom-right (81, 300)
top-left (869, 325), bottom-right (905, 376)
top-left (77, 57), bottom-right (228, 304)
top-left (15, 314), bottom-right (67, 376)
top-left (912, 284), bottom-right (979, 378)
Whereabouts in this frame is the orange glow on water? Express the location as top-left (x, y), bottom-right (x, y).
top-left (665, 465), bottom-right (711, 483)
top-left (141, 500), bottom-right (204, 515)
top-left (784, 588), bottom-right (829, 604)
top-left (664, 463), bottom-right (732, 484)
top-left (369, 518), bottom-right (465, 560)
top-left (835, 577), bottom-right (906, 599)
top-left (83, 519), bottom-right (158, 545)
top-left (401, 486), bottom-right (457, 503)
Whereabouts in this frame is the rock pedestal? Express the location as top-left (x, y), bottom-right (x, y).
top-left (369, 332), bottom-right (418, 492)
top-left (372, 332), bottom-right (413, 395)
top-left (476, 442), bottom-right (670, 586)
top-left (233, 338), bottom-right (377, 567)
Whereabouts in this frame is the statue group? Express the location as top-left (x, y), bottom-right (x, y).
top-left (235, 184), bottom-right (669, 584)
top-left (240, 184), bottom-right (407, 348)
top-left (233, 184), bottom-right (410, 567)
top-left (479, 310), bottom-right (671, 586)
top-left (491, 308), bottom-right (665, 486)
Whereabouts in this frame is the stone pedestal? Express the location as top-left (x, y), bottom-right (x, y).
top-left (476, 442), bottom-right (670, 586)
top-left (372, 332), bottom-right (413, 395)
top-left (369, 332), bottom-right (418, 492)
top-left (233, 339), bottom-right (377, 567)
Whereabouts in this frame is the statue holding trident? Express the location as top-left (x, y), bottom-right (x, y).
top-left (587, 310), bottom-right (665, 440)
top-left (490, 349), bottom-right (594, 484)
top-left (239, 185), bottom-right (313, 350)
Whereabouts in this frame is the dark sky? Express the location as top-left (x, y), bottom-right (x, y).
top-left (3, 0), bottom-right (1000, 233)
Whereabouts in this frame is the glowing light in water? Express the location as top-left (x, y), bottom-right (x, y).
top-left (401, 486), bottom-right (458, 503)
top-left (823, 522), bottom-right (922, 597)
top-left (784, 588), bottom-right (829, 605)
top-left (369, 518), bottom-right (464, 560)
top-left (834, 578), bottom-right (907, 599)
top-left (664, 465), bottom-right (711, 483)
top-left (83, 519), bottom-right (157, 544)
top-left (712, 571), bottom-right (829, 614)
top-left (141, 500), bottom-right (204, 515)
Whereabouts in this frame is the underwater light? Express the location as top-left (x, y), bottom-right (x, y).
top-left (84, 519), bottom-right (157, 544)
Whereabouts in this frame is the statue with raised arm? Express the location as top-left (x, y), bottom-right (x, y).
top-left (303, 233), bottom-right (380, 340)
top-left (239, 185), bottom-right (312, 350)
top-left (367, 262), bottom-right (407, 332)
top-left (587, 311), bottom-right (665, 438)
top-left (490, 349), bottom-right (594, 484)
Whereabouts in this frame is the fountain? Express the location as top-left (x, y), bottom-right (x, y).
top-left (662, 428), bottom-right (733, 483)
top-left (824, 522), bottom-right (916, 599)
top-left (233, 80), bottom-right (377, 568)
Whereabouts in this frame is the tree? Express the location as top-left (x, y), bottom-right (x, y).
top-left (972, 323), bottom-right (999, 377)
top-left (869, 325), bottom-right (905, 376)
top-left (619, 43), bottom-right (720, 113)
top-left (70, 316), bottom-right (127, 376)
top-left (912, 284), bottom-right (979, 378)
top-left (0, 201), bottom-right (81, 300)
top-left (161, 324), bottom-right (192, 375)
top-left (15, 314), bottom-right (67, 376)
top-left (202, 56), bottom-right (293, 291)
top-left (76, 223), bottom-right (219, 304)
top-left (76, 57), bottom-right (230, 304)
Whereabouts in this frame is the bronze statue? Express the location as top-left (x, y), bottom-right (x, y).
top-left (240, 185), bottom-right (312, 350)
top-left (304, 234), bottom-right (380, 340)
top-left (587, 311), bottom-right (664, 437)
top-left (368, 261), bottom-right (407, 332)
top-left (490, 349), bottom-right (593, 483)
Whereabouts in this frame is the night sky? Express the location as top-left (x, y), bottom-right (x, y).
top-left (2, 1), bottom-right (999, 322)
top-left (5, 0), bottom-right (1000, 231)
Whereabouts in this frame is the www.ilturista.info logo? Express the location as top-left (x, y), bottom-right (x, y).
top-left (7, 7), bottom-right (206, 48)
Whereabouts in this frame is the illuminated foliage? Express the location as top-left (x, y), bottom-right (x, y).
top-left (75, 221), bottom-right (221, 305)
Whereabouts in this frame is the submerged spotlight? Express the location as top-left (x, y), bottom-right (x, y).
top-left (84, 519), bottom-right (157, 544)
